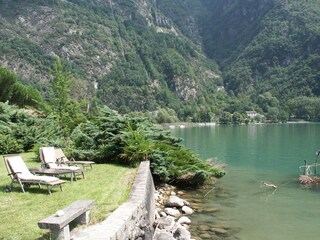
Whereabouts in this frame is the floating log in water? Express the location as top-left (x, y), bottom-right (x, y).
top-left (262, 181), bottom-right (278, 189)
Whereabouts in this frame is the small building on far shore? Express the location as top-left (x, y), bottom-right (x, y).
top-left (246, 111), bottom-right (258, 119)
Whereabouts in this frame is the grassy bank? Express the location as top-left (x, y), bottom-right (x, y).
top-left (0, 152), bottom-right (137, 240)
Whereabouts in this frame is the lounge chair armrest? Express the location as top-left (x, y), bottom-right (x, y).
top-left (8, 172), bottom-right (21, 176)
top-left (70, 157), bottom-right (76, 162)
top-left (42, 162), bottom-right (53, 168)
top-left (56, 156), bottom-right (68, 165)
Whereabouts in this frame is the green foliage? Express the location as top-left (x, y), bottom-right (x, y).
top-left (47, 58), bottom-right (87, 135)
top-left (0, 102), bottom-right (63, 154)
top-left (158, 0), bottom-right (320, 122)
top-left (120, 124), bottom-right (154, 166)
top-left (2, 0), bottom-right (320, 122)
top-left (0, 66), bottom-right (42, 107)
top-left (70, 106), bottom-right (224, 186)
top-left (10, 82), bottom-right (43, 107)
top-left (287, 96), bottom-right (320, 121)
top-left (155, 108), bottom-right (179, 124)
top-left (0, 0), bottom-right (225, 120)
top-left (0, 66), bottom-right (16, 102)
top-left (219, 111), bottom-right (233, 124)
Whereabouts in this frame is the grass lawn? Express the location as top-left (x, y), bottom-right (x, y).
top-left (0, 152), bottom-right (137, 240)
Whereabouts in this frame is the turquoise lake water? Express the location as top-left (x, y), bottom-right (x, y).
top-left (172, 123), bottom-right (320, 240)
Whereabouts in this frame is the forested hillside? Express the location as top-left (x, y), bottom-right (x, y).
top-left (0, 0), bottom-right (224, 121)
top-left (1, 0), bottom-right (320, 122)
top-left (157, 0), bottom-right (320, 121)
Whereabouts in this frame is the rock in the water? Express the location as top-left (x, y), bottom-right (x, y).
top-left (164, 208), bottom-right (182, 218)
top-left (177, 190), bottom-right (186, 196)
top-left (160, 211), bottom-right (167, 217)
top-left (177, 216), bottom-right (191, 225)
top-left (153, 230), bottom-right (176, 240)
top-left (198, 225), bottom-right (210, 231)
top-left (212, 224), bottom-right (230, 230)
top-left (173, 226), bottom-right (191, 240)
top-left (199, 233), bottom-right (212, 239)
top-left (155, 216), bottom-right (175, 230)
top-left (182, 206), bottom-right (194, 215)
top-left (204, 207), bottom-right (220, 213)
top-left (211, 227), bottom-right (228, 234)
top-left (166, 196), bottom-right (185, 207)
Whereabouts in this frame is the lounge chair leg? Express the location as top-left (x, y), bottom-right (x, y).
top-left (18, 179), bottom-right (25, 193)
top-left (60, 184), bottom-right (63, 192)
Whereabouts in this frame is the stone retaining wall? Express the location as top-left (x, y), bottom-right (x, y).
top-left (74, 161), bottom-right (155, 240)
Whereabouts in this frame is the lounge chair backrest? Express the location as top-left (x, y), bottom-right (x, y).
top-left (3, 155), bottom-right (15, 180)
top-left (4, 155), bottom-right (30, 178)
top-left (55, 148), bottom-right (68, 163)
top-left (40, 147), bottom-right (59, 168)
top-left (40, 147), bottom-right (56, 163)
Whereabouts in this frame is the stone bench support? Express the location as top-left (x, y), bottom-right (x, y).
top-left (38, 200), bottom-right (95, 240)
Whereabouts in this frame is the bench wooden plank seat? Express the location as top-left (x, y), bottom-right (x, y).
top-left (38, 200), bottom-right (95, 240)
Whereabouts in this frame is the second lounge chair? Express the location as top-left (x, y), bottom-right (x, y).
top-left (55, 148), bottom-right (95, 170)
top-left (39, 147), bottom-right (85, 180)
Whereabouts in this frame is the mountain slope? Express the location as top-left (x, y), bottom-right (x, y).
top-left (2, 0), bottom-right (320, 122)
top-left (0, 0), bottom-right (221, 118)
top-left (158, 0), bottom-right (320, 104)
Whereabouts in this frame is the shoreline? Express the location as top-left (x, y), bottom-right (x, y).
top-left (159, 120), bottom-right (313, 129)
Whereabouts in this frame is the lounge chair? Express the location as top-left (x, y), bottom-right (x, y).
top-left (55, 148), bottom-right (95, 170)
top-left (3, 155), bottom-right (65, 194)
top-left (39, 147), bottom-right (85, 180)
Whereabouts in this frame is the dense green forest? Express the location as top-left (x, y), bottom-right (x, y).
top-left (157, 0), bottom-right (320, 121)
top-left (1, 0), bottom-right (320, 122)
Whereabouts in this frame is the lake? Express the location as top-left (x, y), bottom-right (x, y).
top-left (172, 123), bottom-right (320, 240)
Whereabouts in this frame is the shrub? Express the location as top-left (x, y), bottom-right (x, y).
top-left (71, 106), bottom-right (224, 187)
top-left (0, 102), bottom-right (63, 154)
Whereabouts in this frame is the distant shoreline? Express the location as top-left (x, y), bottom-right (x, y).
top-left (160, 120), bottom-right (314, 129)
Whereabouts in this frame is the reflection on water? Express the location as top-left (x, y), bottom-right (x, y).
top-left (173, 124), bottom-right (320, 240)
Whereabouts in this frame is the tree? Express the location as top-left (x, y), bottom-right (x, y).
top-left (0, 66), bottom-right (17, 102)
top-left (232, 112), bottom-right (244, 124)
top-left (49, 58), bottom-right (86, 136)
top-left (219, 111), bottom-right (233, 124)
top-left (10, 83), bottom-right (42, 107)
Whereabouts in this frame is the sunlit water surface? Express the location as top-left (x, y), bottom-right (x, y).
top-left (172, 123), bottom-right (320, 240)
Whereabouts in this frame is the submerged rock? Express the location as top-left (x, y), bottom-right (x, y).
top-left (174, 226), bottom-right (191, 240)
top-left (165, 208), bottom-right (182, 218)
top-left (166, 196), bottom-right (185, 207)
top-left (153, 229), bottom-right (176, 240)
top-left (198, 225), bottom-right (210, 231)
top-left (182, 206), bottom-right (194, 215)
top-left (178, 216), bottom-right (191, 225)
top-left (155, 216), bottom-right (175, 230)
top-left (211, 227), bottom-right (228, 234)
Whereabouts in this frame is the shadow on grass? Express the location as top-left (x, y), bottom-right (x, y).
top-left (35, 232), bottom-right (50, 240)
top-left (0, 184), bottom-right (62, 195)
top-left (0, 184), bottom-right (12, 193)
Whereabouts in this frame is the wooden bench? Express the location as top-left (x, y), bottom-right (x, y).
top-left (38, 200), bottom-right (95, 240)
